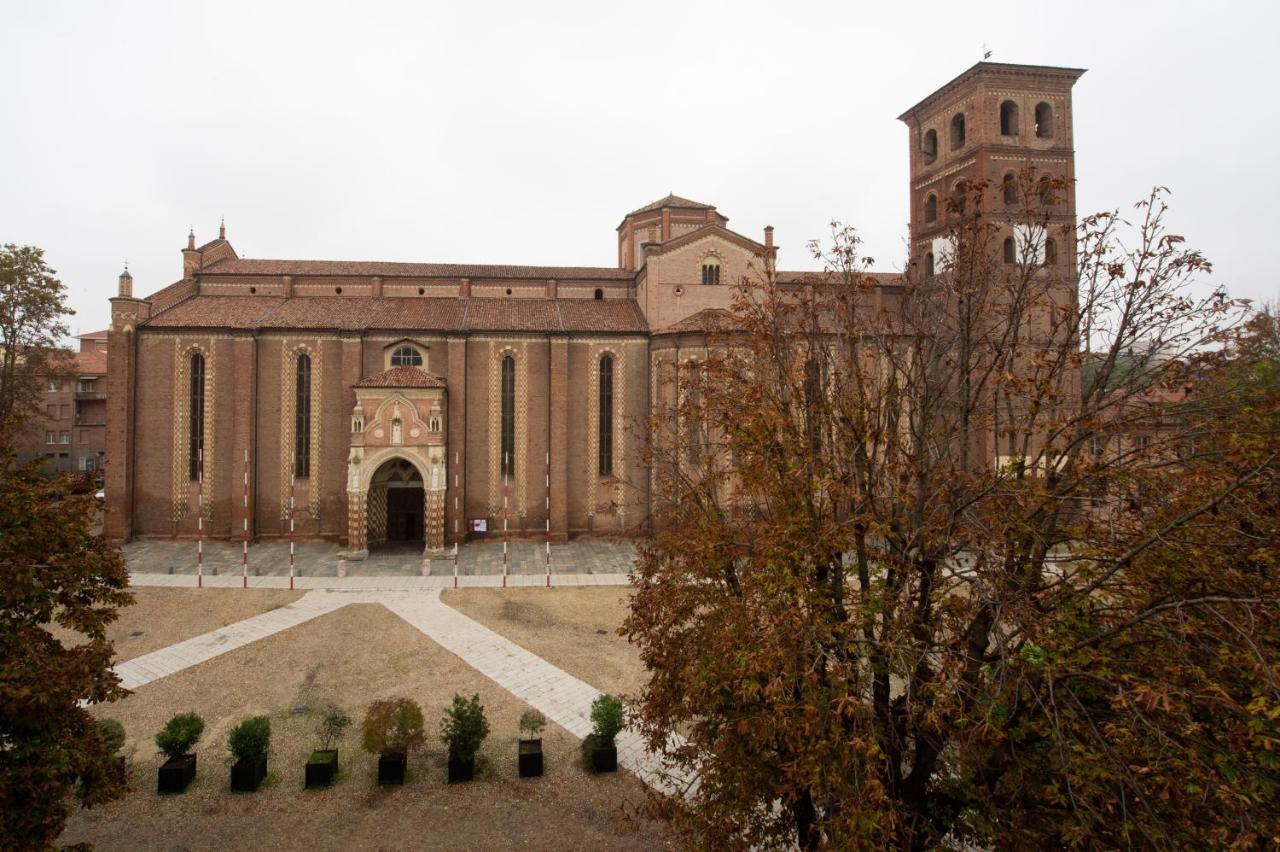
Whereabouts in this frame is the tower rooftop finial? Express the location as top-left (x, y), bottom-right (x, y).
top-left (219, 217), bottom-right (225, 240)
top-left (187, 227), bottom-right (195, 250)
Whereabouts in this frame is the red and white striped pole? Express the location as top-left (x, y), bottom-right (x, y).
top-left (452, 541), bottom-right (459, 588)
top-left (545, 450), bottom-right (551, 587)
top-left (502, 456), bottom-right (509, 588)
top-left (241, 449), bottom-right (249, 588)
top-left (288, 473), bottom-right (296, 591)
top-left (196, 449), bottom-right (204, 588)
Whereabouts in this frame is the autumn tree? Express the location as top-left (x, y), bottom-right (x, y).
top-left (0, 440), bottom-right (133, 849)
top-left (625, 183), bottom-right (1279, 849)
top-left (0, 244), bottom-right (73, 434)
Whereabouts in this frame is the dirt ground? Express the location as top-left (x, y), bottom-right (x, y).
top-left (46, 587), bottom-right (305, 662)
top-left (60, 603), bottom-right (669, 851)
top-left (441, 587), bottom-right (647, 699)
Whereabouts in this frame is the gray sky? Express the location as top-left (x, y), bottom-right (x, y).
top-left (3, 0), bottom-right (1276, 336)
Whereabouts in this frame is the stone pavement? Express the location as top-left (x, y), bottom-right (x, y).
top-left (124, 538), bottom-right (638, 578)
top-left (114, 581), bottom-right (694, 797)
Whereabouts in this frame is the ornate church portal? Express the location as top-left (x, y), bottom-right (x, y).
top-left (344, 367), bottom-right (447, 558)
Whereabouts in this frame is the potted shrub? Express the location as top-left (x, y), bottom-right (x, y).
top-left (517, 709), bottom-right (545, 779)
top-left (583, 694), bottom-right (623, 774)
top-left (227, 715), bottom-right (271, 792)
top-left (440, 693), bottom-right (489, 783)
top-left (155, 712), bottom-right (204, 793)
top-left (306, 706), bottom-right (350, 789)
top-left (361, 698), bottom-right (425, 786)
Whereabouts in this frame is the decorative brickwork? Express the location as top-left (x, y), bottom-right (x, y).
top-left (367, 485), bottom-right (387, 545)
top-left (171, 340), bottom-right (215, 524)
top-left (587, 345), bottom-right (626, 527)
top-left (487, 342), bottom-right (528, 518)
top-left (279, 341), bottom-right (322, 519)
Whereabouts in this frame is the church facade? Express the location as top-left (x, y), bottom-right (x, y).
top-left (103, 60), bottom-right (1083, 554)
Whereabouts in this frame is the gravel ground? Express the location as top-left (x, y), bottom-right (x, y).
top-left (440, 587), bottom-right (647, 700)
top-left (60, 603), bottom-right (669, 851)
top-left (46, 587), bottom-right (305, 662)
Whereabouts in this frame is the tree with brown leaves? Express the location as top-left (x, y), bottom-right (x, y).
top-left (625, 184), bottom-right (1278, 849)
top-left (0, 244), bottom-right (74, 433)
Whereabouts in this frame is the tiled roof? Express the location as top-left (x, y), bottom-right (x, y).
top-left (143, 295), bottom-right (649, 334)
top-left (626, 194), bottom-right (716, 216)
top-left (74, 350), bottom-right (107, 375)
top-left (775, 270), bottom-right (903, 286)
top-left (76, 329), bottom-right (110, 339)
top-left (200, 258), bottom-right (634, 280)
top-left (354, 366), bottom-right (446, 388)
top-left (654, 308), bottom-right (743, 335)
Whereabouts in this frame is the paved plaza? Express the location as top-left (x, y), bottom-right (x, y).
top-left (123, 538), bottom-right (639, 579)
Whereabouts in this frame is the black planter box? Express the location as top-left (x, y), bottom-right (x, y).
top-left (157, 753), bottom-right (197, 794)
top-left (230, 756), bottom-right (267, 792)
top-left (518, 739), bottom-right (543, 778)
top-left (305, 749), bottom-right (339, 788)
top-left (591, 743), bottom-right (617, 774)
top-left (447, 754), bottom-right (474, 783)
top-left (378, 751), bottom-right (406, 786)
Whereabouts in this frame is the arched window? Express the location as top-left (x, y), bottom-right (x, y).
top-left (684, 374), bottom-right (702, 467)
top-left (598, 355), bottom-right (614, 476)
top-left (1035, 102), bottom-right (1053, 138)
top-left (593, 288), bottom-right (603, 300)
top-left (951, 179), bottom-right (969, 216)
top-left (701, 259), bottom-right (721, 285)
top-left (390, 345), bottom-right (422, 367)
top-left (188, 353), bottom-right (205, 481)
top-left (924, 193), bottom-right (937, 222)
top-left (1003, 236), bottom-right (1017, 265)
top-left (294, 353), bottom-right (311, 478)
top-left (950, 112), bottom-right (966, 150)
top-left (1044, 238), bottom-right (1058, 266)
top-left (500, 355), bottom-right (515, 477)
top-left (924, 252), bottom-right (935, 277)
top-left (1002, 173), bottom-right (1018, 206)
top-left (1038, 175), bottom-right (1054, 206)
top-left (1000, 100), bottom-right (1019, 136)
top-left (921, 129), bottom-right (937, 164)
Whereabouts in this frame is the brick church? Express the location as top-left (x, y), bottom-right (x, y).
top-left (103, 61), bottom-right (1083, 556)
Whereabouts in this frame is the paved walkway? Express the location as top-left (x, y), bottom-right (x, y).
top-left (124, 539), bottom-right (639, 578)
top-left (129, 572), bottom-right (633, 590)
top-left (114, 582), bottom-right (693, 797)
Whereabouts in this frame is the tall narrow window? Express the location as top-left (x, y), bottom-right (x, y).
top-left (1003, 236), bottom-right (1017, 265)
top-left (701, 260), bottom-right (721, 285)
top-left (924, 193), bottom-right (937, 222)
top-left (295, 353), bottom-right (312, 478)
top-left (999, 100), bottom-right (1019, 136)
top-left (921, 129), bottom-right (938, 164)
top-left (950, 112), bottom-right (966, 150)
top-left (188, 353), bottom-right (205, 480)
top-left (1035, 102), bottom-right (1054, 138)
top-left (500, 355), bottom-right (515, 477)
top-left (1002, 172), bottom-right (1018, 206)
top-left (598, 355), bottom-right (614, 476)
top-left (924, 252), bottom-right (935, 277)
top-left (1044, 237), bottom-right (1058, 266)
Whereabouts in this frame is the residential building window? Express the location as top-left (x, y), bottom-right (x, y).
top-left (78, 379), bottom-right (96, 393)
top-left (701, 260), bottom-right (721, 285)
top-left (391, 345), bottom-right (422, 367)
top-left (60, 431), bottom-right (69, 444)
top-left (46, 403), bottom-right (56, 418)
top-left (598, 355), bottom-right (614, 476)
top-left (46, 378), bottom-right (59, 392)
top-left (45, 431), bottom-right (55, 444)
top-left (60, 404), bottom-right (69, 419)
top-left (500, 355), bottom-right (515, 477)
top-left (189, 353), bottom-right (205, 480)
top-left (295, 353), bottom-right (312, 478)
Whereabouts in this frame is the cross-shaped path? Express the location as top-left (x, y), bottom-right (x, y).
top-left (116, 577), bottom-right (694, 797)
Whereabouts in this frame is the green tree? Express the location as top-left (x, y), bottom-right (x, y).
top-left (0, 442), bottom-right (132, 849)
top-left (0, 244), bottom-right (74, 433)
top-left (624, 185), bottom-right (1279, 849)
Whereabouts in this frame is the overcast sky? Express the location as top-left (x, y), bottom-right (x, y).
top-left (3, 0), bottom-right (1276, 336)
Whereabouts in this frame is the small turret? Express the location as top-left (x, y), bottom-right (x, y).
top-left (118, 263), bottom-right (133, 298)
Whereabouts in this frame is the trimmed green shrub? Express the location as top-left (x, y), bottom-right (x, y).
top-left (227, 716), bottom-right (271, 763)
top-left (440, 694), bottom-right (490, 763)
top-left (589, 694), bottom-right (624, 747)
top-left (155, 712), bottom-right (204, 759)
top-left (317, 706), bottom-right (351, 750)
top-left (360, 698), bottom-right (426, 755)
top-left (97, 718), bottom-right (126, 755)
top-left (519, 709), bottom-right (546, 739)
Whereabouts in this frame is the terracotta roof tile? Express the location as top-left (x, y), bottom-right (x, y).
top-left (654, 308), bottom-right (742, 335)
top-left (627, 194), bottom-right (716, 216)
top-left (74, 350), bottom-right (107, 375)
top-left (354, 366), bottom-right (446, 388)
top-left (201, 258), bottom-right (633, 280)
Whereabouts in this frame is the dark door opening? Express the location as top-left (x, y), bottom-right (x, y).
top-left (386, 486), bottom-right (424, 542)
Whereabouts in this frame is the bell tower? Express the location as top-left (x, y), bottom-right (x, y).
top-left (899, 62), bottom-right (1086, 274)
